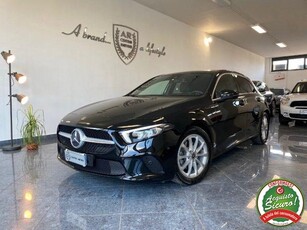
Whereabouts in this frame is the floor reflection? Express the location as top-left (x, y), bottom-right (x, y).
top-left (22, 149), bottom-right (46, 182)
top-left (0, 117), bottom-right (306, 229)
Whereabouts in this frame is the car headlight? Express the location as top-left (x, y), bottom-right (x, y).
top-left (119, 124), bottom-right (166, 144)
top-left (280, 96), bottom-right (290, 105)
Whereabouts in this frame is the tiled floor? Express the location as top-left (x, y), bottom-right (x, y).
top-left (1, 117), bottom-right (307, 230)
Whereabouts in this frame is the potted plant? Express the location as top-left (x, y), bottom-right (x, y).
top-left (20, 104), bottom-right (46, 150)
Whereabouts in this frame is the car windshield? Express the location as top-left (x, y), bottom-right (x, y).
top-left (292, 82), bottom-right (307, 93)
top-left (128, 73), bottom-right (214, 96)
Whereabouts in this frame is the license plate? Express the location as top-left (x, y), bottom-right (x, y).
top-left (299, 142), bottom-right (307, 147)
top-left (65, 149), bottom-right (87, 167)
top-left (300, 109), bottom-right (307, 115)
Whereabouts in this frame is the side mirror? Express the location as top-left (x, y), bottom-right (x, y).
top-left (285, 88), bottom-right (290, 95)
top-left (258, 87), bottom-right (266, 93)
top-left (217, 89), bottom-right (239, 100)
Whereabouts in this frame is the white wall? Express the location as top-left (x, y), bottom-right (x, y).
top-left (264, 58), bottom-right (307, 90)
top-left (0, 0), bottom-right (265, 142)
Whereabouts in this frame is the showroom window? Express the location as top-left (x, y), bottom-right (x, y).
top-left (288, 58), bottom-right (304, 70)
top-left (272, 59), bottom-right (287, 71)
top-left (272, 55), bottom-right (307, 72)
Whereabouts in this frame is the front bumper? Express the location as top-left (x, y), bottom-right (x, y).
top-left (280, 104), bottom-right (307, 120)
top-left (57, 125), bottom-right (179, 181)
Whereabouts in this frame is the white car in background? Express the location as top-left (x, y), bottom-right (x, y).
top-left (279, 80), bottom-right (307, 125)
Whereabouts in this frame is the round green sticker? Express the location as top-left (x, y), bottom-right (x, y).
top-left (257, 179), bottom-right (304, 227)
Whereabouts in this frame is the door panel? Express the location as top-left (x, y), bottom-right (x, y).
top-left (235, 75), bottom-right (261, 138)
top-left (211, 74), bottom-right (246, 154)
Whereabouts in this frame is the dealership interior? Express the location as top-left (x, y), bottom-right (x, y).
top-left (1, 0), bottom-right (307, 229)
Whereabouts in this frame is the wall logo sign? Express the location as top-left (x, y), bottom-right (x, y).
top-left (62, 24), bottom-right (111, 44)
top-left (113, 24), bottom-right (138, 65)
top-left (62, 23), bottom-right (166, 65)
top-left (274, 73), bottom-right (286, 81)
top-left (257, 179), bottom-right (304, 227)
top-left (140, 42), bottom-right (166, 57)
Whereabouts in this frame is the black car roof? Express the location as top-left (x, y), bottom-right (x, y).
top-left (159, 70), bottom-right (243, 78)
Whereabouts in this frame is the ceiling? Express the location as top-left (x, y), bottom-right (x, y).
top-left (133, 0), bottom-right (307, 58)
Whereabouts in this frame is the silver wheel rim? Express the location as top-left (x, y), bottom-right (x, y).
top-left (177, 134), bottom-right (209, 179)
top-left (261, 115), bottom-right (268, 141)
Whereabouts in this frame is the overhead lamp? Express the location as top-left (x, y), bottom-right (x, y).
top-left (276, 42), bottom-right (287, 48)
top-left (14, 73), bottom-right (27, 84)
top-left (204, 36), bottom-right (213, 46)
top-left (1, 51), bottom-right (16, 64)
top-left (1, 50), bottom-right (29, 151)
top-left (251, 24), bottom-right (267, 34)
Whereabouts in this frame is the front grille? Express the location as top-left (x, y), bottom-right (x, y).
top-left (58, 135), bottom-right (115, 154)
top-left (289, 114), bottom-right (307, 119)
top-left (58, 125), bottom-right (115, 154)
top-left (290, 101), bottom-right (307, 107)
top-left (58, 125), bottom-right (112, 140)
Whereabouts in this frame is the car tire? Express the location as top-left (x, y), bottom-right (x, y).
top-left (270, 100), bottom-right (276, 117)
top-left (252, 112), bottom-right (269, 145)
top-left (279, 113), bottom-right (291, 125)
top-left (176, 126), bottom-right (211, 185)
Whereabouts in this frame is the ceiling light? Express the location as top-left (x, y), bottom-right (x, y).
top-left (1, 51), bottom-right (16, 63)
top-left (251, 24), bottom-right (267, 34)
top-left (276, 42), bottom-right (287, 48)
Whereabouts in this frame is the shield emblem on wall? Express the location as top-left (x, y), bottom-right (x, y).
top-left (113, 24), bottom-right (139, 65)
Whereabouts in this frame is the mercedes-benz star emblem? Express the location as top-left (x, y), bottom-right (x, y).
top-left (70, 128), bottom-right (85, 149)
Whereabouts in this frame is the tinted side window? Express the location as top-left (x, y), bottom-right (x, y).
top-left (215, 74), bottom-right (238, 98)
top-left (236, 76), bottom-right (254, 93)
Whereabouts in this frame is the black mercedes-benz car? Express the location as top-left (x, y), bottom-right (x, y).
top-left (57, 70), bottom-right (269, 184)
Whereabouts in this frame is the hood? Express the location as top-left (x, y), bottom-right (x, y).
top-left (60, 96), bottom-right (194, 129)
top-left (287, 93), bottom-right (307, 101)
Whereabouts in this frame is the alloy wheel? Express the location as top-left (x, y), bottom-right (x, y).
top-left (177, 134), bottom-right (209, 179)
top-left (261, 115), bottom-right (269, 141)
